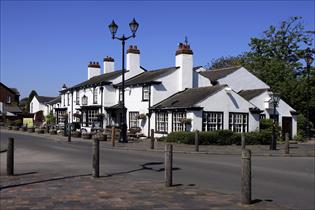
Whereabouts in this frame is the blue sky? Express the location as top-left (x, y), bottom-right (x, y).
top-left (1, 0), bottom-right (314, 98)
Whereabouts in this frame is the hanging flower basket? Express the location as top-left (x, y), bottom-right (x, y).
top-left (96, 113), bottom-right (105, 120)
top-left (137, 113), bottom-right (146, 120)
top-left (73, 113), bottom-right (81, 118)
top-left (179, 118), bottom-right (192, 125)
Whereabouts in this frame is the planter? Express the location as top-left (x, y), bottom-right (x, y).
top-left (36, 129), bottom-right (45, 134)
top-left (50, 129), bottom-right (57, 135)
top-left (93, 133), bottom-right (107, 141)
top-left (82, 133), bottom-right (92, 139)
top-left (20, 127), bottom-right (27, 132)
top-left (28, 127), bottom-right (35, 133)
top-left (71, 131), bottom-right (81, 138)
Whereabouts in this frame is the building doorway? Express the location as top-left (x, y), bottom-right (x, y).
top-left (282, 117), bottom-right (292, 140)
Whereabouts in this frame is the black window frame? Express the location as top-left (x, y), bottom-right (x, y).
top-left (67, 93), bottom-right (70, 106)
top-left (202, 111), bottom-right (224, 131)
top-left (76, 90), bottom-right (80, 105)
top-left (129, 111), bottom-right (139, 129)
top-left (155, 111), bottom-right (168, 133)
top-left (93, 88), bottom-right (98, 104)
top-left (142, 86), bottom-right (150, 101)
top-left (172, 111), bottom-right (187, 132)
top-left (228, 112), bottom-right (249, 133)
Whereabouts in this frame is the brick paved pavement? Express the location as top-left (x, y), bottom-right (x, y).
top-left (1, 171), bottom-right (290, 210)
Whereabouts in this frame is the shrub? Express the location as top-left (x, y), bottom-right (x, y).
top-left (165, 130), bottom-right (272, 145)
top-left (14, 119), bottom-right (23, 127)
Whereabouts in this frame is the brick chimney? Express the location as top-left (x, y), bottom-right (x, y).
top-left (103, 56), bottom-right (114, 74)
top-left (88, 61), bottom-right (101, 79)
top-left (175, 43), bottom-right (193, 91)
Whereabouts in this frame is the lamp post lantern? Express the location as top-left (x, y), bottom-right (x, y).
top-left (305, 48), bottom-right (313, 141)
top-left (270, 92), bottom-right (280, 150)
top-left (108, 18), bottom-right (139, 143)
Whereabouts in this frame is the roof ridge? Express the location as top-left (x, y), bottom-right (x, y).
top-left (209, 65), bottom-right (242, 72)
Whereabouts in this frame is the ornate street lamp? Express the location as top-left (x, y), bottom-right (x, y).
top-left (270, 92), bottom-right (280, 150)
top-left (108, 18), bottom-right (139, 143)
top-left (305, 48), bottom-right (314, 141)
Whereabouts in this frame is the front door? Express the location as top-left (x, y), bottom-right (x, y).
top-left (282, 117), bottom-right (292, 140)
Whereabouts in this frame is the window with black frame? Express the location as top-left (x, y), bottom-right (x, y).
top-left (93, 88), bottom-right (98, 104)
top-left (76, 91), bottom-right (80, 105)
top-left (119, 88), bottom-right (123, 102)
top-left (129, 112), bottom-right (139, 128)
top-left (67, 93), bottom-right (70, 106)
top-left (172, 112), bottom-right (186, 132)
top-left (156, 112), bottom-right (168, 133)
top-left (142, 86), bottom-right (150, 101)
top-left (202, 112), bottom-right (223, 131)
top-left (229, 112), bottom-right (248, 133)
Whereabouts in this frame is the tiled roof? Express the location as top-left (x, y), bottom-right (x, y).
top-left (238, 89), bottom-right (269, 101)
top-left (64, 70), bottom-right (124, 92)
top-left (9, 88), bottom-right (20, 96)
top-left (47, 96), bottom-right (61, 105)
top-left (151, 85), bottom-right (226, 110)
top-left (3, 104), bottom-right (22, 113)
top-left (115, 67), bottom-right (179, 87)
top-left (199, 66), bottom-right (241, 81)
top-left (36, 96), bottom-right (57, 104)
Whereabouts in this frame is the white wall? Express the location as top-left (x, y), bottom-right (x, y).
top-left (247, 91), bottom-right (297, 137)
top-left (196, 88), bottom-right (259, 131)
top-left (151, 70), bottom-right (180, 105)
top-left (30, 96), bottom-right (48, 115)
top-left (218, 67), bottom-right (270, 92)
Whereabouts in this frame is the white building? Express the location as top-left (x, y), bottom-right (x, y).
top-left (199, 66), bottom-right (297, 137)
top-left (58, 42), bottom-right (297, 138)
top-left (29, 95), bottom-right (56, 116)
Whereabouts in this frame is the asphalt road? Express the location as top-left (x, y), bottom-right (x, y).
top-left (1, 132), bottom-right (314, 210)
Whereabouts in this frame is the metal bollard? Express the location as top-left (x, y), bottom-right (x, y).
top-left (150, 129), bottom-right (155, 149)
top-left (92, 139), bottom-right (100, 178)
top-left (165, 144), bottom-right (173, 187)
top-left (111, 127), bottom-right (115, 147)
top-left (241, 149), bottom-right (251, 205)
top-left (195, 130), bottom-right (199, 152)
top-left (284, 133), bottom-right (290, 155)
top-left (68, 124), bottom-right (71, 142)
top-left (241, 133), bottom-right (246, 150)
top-left (7, 137), bottom-right (14, 176)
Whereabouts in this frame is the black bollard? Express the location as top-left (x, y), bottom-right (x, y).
top-left (195, 130), bottom-right (199, 152)
top-left (92, 139), bottom-right (100, 178)
top-left (284, 133), bottom-right (290, 155)
top-left (241, 149), bottom-right (251, 205)
top-left (7, 138), bottom-right (14, 176)
top-left (150, 129), bottom-right (155, 149)
top-left (165, 144), bottom-right (173, 187)
top-left (68, 124), bottom-right (71, 142)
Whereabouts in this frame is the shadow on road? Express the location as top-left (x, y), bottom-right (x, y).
top-left (101, 161), bottom-right (182, 177)
top-left (0, 173), bottom-right (91, 190)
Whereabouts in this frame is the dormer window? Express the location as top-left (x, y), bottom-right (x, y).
top-left (82, 95), bottom-right (88, 106)
top-left (93, 88), bottom-right (98, 104)
top-left (142, 86), bottom-right (149, 101)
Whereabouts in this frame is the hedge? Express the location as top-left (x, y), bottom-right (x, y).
top-left (165, 130), bottom-right (272, 145)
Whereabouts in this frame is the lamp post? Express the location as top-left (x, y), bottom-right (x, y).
top-left (270, 92), bottom-right (280, 150)
top-left (305, 48), bottom-right (313, 141)
top-left (108, 18), bottom-right (139, 143)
